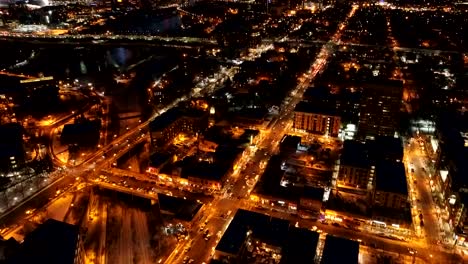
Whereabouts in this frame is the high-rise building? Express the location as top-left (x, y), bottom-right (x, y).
top-left (358, 80), bottom-right (403, 139)
top-left (293, 101), bottom-right (341, 137)
top-left (0, 123), bottom-right (25, 175)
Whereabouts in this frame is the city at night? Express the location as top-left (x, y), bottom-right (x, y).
top-left (0, 0), bottom-right (466, 263)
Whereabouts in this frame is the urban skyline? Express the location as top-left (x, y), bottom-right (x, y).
top-left (0, 0), bottom-right (465, 263)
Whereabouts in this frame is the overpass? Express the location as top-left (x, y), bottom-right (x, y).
top-left (2, 32), bottom-right (460, 56)
top-left (95, 181), bottom-right (158, 201)
top-left (265, 38), bottom-right (461, 55)
top-left (0, 33), bottom-right (217, 48)
top-left (101, 167), bottom-right (154, 183)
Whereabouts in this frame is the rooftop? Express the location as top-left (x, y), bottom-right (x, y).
top-left (280, 227), bottom-right (319, 264)
top-left (340, 140), bottom-right (369, 168)
top-left (375, 161), bottom-right (408, 195)
top-left (149, 107), bottom-right (181, 132)
top-left (9, 219), bottom-right (79, 264)
top-left (320, 235), bottom-right (359, 264)
top-left (302, 186), bottom-right (325, 201)
top-left (368, 136), bottom-right (404, 162)
top-left (294, 101), bottom-right (338, 116)
top-left (280, 135), bottom-right (302, 152)
top-left (148, 152), bottom-right (172, 168)
top-left (216, 209), bottom-right (319, 259)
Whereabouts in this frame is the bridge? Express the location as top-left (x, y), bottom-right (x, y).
top-left (0, 33), bottom-right (217, 48)
top-left (95, 181), bottom-right (158, 201)
top-left (265, 38), bottom-right (461, 55)
top-left (0, 29), bottom-right (461, 56)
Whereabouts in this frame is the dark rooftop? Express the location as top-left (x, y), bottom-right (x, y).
top-left (302, 186), bottom-right (325, 201)
top-left (280, 135), bottom-right (301, 153)
top-left (254, 155), bottom-right (301, 202)
top-left (158, 194), bottom-right (202, 221)
top-left (149, 107), bottom-right (181, 132)
top-left (375, 161), bottom-right (408, 195)
top-left (9, 219), bottom-right (79, 264)
top-left (61, 119), bottom-right (101, 147)
top-left (216, 209), bottom-right (319, 260)
top-left (149, 152), bottom-right (172, 168)
top-left (372, 206), bottom-right (412, 224)
top-left (281, 227), bottom-right (319, 264)
top-left (0, 123), bottom-right (24, 162)
top-left (294, 101), bottom-right (338, 116)
top-left (340, 140), bottom-right (369, 168)
top-left (303, 85), bottom-right (331, 103)
top-left (368, 136), bottom-right (404, 162)
top-left (321, 235), bottom-right (359, 264)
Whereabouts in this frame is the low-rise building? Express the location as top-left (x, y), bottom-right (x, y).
top-left (279, 135), bottom-right (302, 155)
top-left (214, 209), bottom-right (320, 263)
top-left (320, 235), bottom-right (359, 264)
top-left (8, 219), bottom-right (84, 264)
top-left (149, 107), bottom-right (208, 149)
top-left (298, 186), bottom-right (325, 218)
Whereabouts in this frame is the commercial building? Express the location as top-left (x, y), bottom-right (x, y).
top-left (149, 106), bottom-right (208, 149)
top-left (427, 112), bottom-right (468, 245)
top-left (372, 160), bottom-right (412, 228)
top-left (0, 123), bottom-right (25, 175)
top-left (293, 101), bottom-right (341, 137)
top-left (8, 219), bottom-right (84, 264)
top-left (251, 155), bottom-right (326, 217)
top-left (337, 136), bottom-right (403, 193)
top-left (279, 135), bottom-right (302, 155)
top-left (157, 127), bottom-right (258, 192)
top-left (320, 235), bottom-right (359, 264)
top-left (61, 119), bottom-right (101, 148)
top-left (298, 186), bottom-right (325, 218)
top-left (368, 136), bottom-right (404, 162)
top-left (373, 161), bottom-right (408, 209)
top-left (337, 140), bottom-right (373, 191)
top-left (214, 209), bottom-right (320, 263)
top-left (358, 80), bottom-right (403, 139)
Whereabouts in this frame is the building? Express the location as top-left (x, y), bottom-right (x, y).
top-left (279, 135), bottom-right (302, 155)
top-left (293, 101), bottom-right (341, 137)
top-left (373, 161), bottom-right (408, 209)
top-left (61, 119), bottom-right (101, 148)
top-left (215, 209), bottom-right (319, 263)
top-left (146, 152), bottom-right (172, 175)
top-left (337, 140), bottom-right (373, 191)
top-left (8, 219), bottom-right (84, 264)
top-left (368, 136), bottom-right (404, 162)
top-left (320, 235), bottom-right (359, 264)
top-left (0, 123), bottom-right (25, 175)
top-left (358, 80), bottom-right (403, 138)
top-left (149, 106), bottom-right (208, 149)
top-left (372, 160), bottom-right (412, 228)
top-left (298, 186), bottom-right (324, 218)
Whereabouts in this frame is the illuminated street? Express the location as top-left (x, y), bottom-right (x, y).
top-left (0, 1), bottom-right (466, 263)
